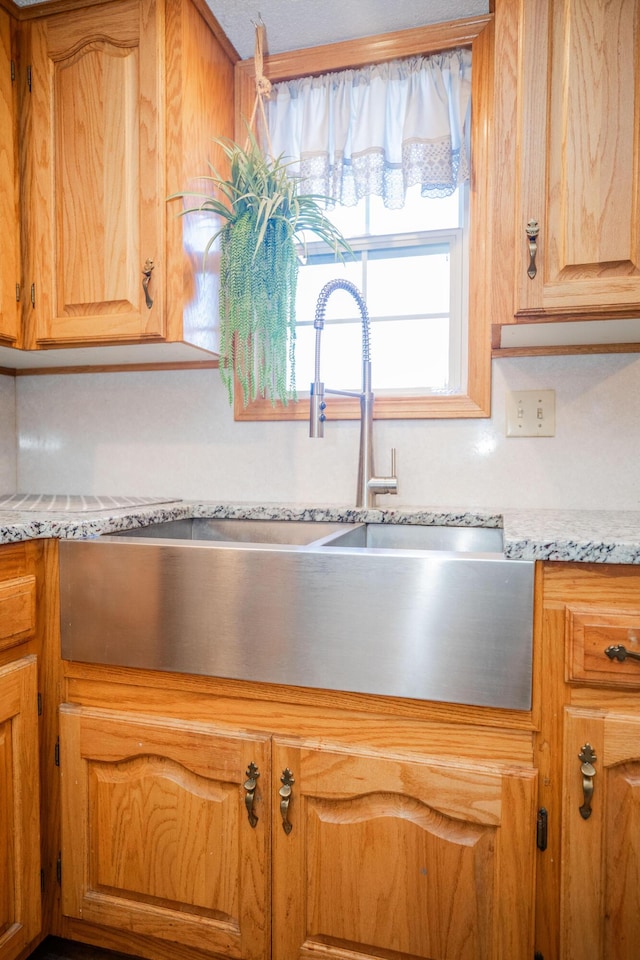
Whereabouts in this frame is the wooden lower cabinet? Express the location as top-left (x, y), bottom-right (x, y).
top-left (58, 697), bottom-right (538, 960)
top-left (560, 708), bottom-right (640, 960)
top-left (59, 705), bottom-right (270, 960)
top-left (34, 554), bottom-right (640, 960)
top-left (537, 561), bottom-right (640, 960)
top-left (0, 656), bottom-right (41, 960)
top-left (272, 739), bottom-right (537, 960)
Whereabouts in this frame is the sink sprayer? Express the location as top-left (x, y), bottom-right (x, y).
top-left (309, 278), bottom-right (398, 507)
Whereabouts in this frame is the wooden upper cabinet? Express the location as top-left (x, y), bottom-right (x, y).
top-left (20, 0), bottom-right (234, 352)
top-left (493, 0), bottom-right (640, 328)
top-left (22, 0), bottom-right (163, 347)
top-left (0, 8), bottom-right (19, 347)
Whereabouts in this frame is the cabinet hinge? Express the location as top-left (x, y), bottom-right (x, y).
top-left (10, 59), bottom-right (15, 83)
top-left (37, 692), bottom-right (42, 716)
top-left (30, 282), bottom-right (36, 307)
top-left (27, 65), bottom-right (32, 92)
top-left (56, 854), bottom-right (61, 886)
top-left (54, 736), bottom-right (60, 766)
top-left (536, 807), bottom-right (548, 851)
top-left (15, 283), bottom-right (20, 303)
top-left (40, 868), bottom-right (45, 893)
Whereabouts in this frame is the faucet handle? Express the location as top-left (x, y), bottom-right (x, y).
top-left (368, 447), bottom-right (398, 498)
top-left (386, 447), bottom-right (398, 494)
top-left (309, 382), bottom-right (326, 438)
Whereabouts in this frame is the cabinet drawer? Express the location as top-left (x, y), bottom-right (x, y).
top-left (0, 575), bottom-right (37, 651)
top-left (567, 606), bottom-right (640, 688)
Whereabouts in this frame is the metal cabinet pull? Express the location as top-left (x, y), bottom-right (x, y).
top-left (605, 644), bottom-right (640, 665)
top-left (142, 258), bottom-right (155, 309)
top-left (526, 220), bottom-right (540, 279)
top-left (243, 762), bottom-right (260, 828)
top-left (578, 744), bottom-right (597, 820)
top-left (279, 768), bottom-right (295, 834)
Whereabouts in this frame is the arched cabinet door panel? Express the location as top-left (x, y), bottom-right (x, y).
top-left (271, 738), bottom-right (538, 960)
top-left (59, 703), bottom-right (271, 960)
top-left (20, 0), bottom-right (233, 355)
top-left (23, 0), bottom-right (164, 347)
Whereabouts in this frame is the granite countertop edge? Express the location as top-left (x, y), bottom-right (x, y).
top-left (2, 499), bottom-right (640, 564)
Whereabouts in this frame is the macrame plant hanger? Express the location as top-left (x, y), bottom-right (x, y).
top-left (247, 17), bottom-right (275, 157)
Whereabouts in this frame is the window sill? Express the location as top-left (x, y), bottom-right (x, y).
top-left (234, 392), bottom-right (490, 421)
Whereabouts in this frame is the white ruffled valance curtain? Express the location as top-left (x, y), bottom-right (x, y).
top-left (264, 48), bottom-right (472, 209)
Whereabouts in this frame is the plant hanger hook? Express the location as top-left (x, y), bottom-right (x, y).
top-left (247, 18), bottom-right (275, 157)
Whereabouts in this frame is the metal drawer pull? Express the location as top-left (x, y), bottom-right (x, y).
top-left (578, 743), bottom-right (597, 820)
top-left (526, 220), bottom-right (539, 279)
top-left (142, 258), bottom-right (155, 309)
top-left (605, 644), bottom-right (640, 664)
top-left (279, 768), bottom-right (295, 835)
top-left (243, 762), bottom-right (260, 828)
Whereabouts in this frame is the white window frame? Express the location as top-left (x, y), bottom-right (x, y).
top-left (296, 221), bottom-right (466, 397)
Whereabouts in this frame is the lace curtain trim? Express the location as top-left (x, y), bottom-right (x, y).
top-left (265, 49), bottom-right (472, 209)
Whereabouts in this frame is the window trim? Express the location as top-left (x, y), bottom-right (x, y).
top-left (233, 14), bottom-right (494, 422)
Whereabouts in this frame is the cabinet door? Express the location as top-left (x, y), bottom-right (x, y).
top-left (0, 656), bottom-right (41, 960)
top-left (0, 8), bottom-right (18, 346)
top-left (60, 704), bottom-right (270, 960)
top-left (272, 739), bottom-right (537, 960)
top-left (497, 0), bottom-right (640, 321)
top-left (561, 708), bottom-right (640, 960)
top-left (23, 0), bottom-right (164, 347)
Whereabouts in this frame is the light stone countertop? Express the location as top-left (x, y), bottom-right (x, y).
top-left (501, 509), bottom-right (640, 564)
top-left (2, 497), bottom-right (640, 563)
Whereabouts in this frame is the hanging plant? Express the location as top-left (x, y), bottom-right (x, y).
top-left (173, 131), bottom-right (351, 407)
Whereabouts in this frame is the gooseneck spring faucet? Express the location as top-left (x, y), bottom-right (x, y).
top-left (309, 279), bottom-right (398, 507)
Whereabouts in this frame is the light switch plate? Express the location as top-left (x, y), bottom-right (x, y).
top-left (506, 389), bottom-right (556, 437)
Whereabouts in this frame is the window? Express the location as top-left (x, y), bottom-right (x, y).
top-left (294, 185), bottom-right (467, 398)
top-left (233, 14), bottom-right (493, 422)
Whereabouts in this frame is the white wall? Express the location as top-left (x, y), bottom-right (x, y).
top-left (0, 375), bottom-right (16, 493)
top-left (14, 353), bottom-right (640, 511)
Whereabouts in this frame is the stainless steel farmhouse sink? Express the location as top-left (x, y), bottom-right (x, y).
top-left (105, 517), bottom-right (349, 545)
top-left (320, 522), bottom-right (504, 553)
top-left (59, 519), bottom-right (534, 710)
top-left (105, 517), bottom-right (504, 552)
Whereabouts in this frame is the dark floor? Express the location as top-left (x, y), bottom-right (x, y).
top-left (27, 938), bottom-right (141, 960)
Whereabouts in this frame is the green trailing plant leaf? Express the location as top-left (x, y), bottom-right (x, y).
top-left (170, 131), bottom-right (351, 407)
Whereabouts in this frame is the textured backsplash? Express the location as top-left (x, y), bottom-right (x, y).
top-left (12, 352), bottom-right (640, 512)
